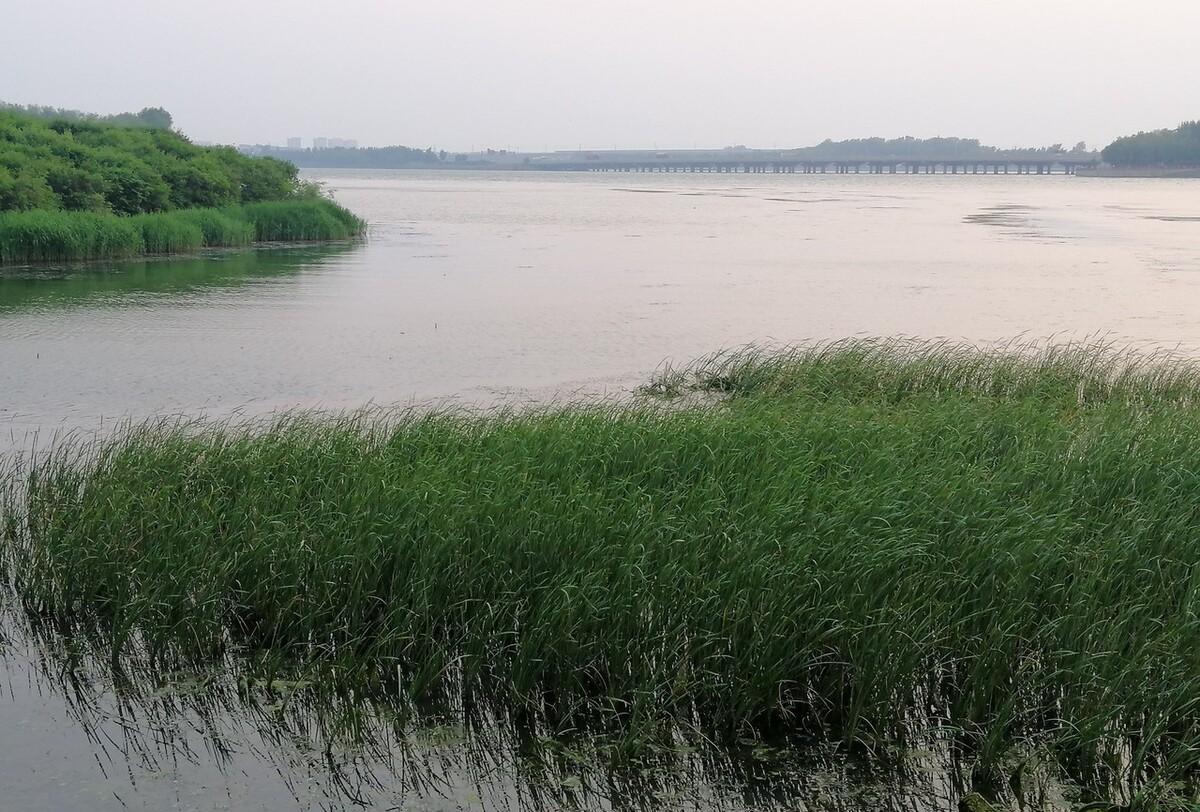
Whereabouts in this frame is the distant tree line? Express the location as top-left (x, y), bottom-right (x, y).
top-left (0, 109), bottom-right (301, 214)
top-left (1102, 122), bottom-right (1200, 167)
top-left (789, 136), bottom-right (1094, 161)
top-left (250, 145), bottom-right (446, 168)
top-left (0, 101), bottom-right (173, 130)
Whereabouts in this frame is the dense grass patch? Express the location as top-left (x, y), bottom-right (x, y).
top-left (174, 208), bottom-right (254, 247)
top-left (5, 342), bottom-right (1200, 805)
top-left (131, 212), bottom-right (205, 254)
top-left (240, 197), bottom-right (364, 242)
top-left (0, 209), bottom-right (144, 263)
top-left (0, 199), bottom-right (364, 263)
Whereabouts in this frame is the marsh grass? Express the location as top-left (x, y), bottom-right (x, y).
top-left (0, 209), bottom-right (143, 263)
top-left (240, 198), bottom-right (364, 242)
top-left (0, 198), bottom-right (364, 263)
top-left (5, 341), bottom-right (1200, 807)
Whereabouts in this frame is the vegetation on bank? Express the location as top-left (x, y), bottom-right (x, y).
top-left (0, 108), bottom-right (299, 214)
top-left (789, 135), bottom-right (1095, 162)
top-left (0, 101), bottom-right (173, 131)
top-left (250, 144), bottom-right (446, 168)
top-left (1103, 121), bottom-right (1200, 167)
top-left (0, 106), bottom-right (365, 262)
top-left (0, 198), bottom-right (364, 263)
top-left (4, 340), bottom-right (1200, 807)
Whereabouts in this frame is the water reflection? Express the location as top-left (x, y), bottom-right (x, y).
top-left (0, 243), bottom-right (362, 314)
top-left (0, 608), bottom-right (1083, 812)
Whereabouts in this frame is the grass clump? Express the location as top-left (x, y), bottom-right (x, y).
top-left (239, 197), bottom-right (365, 242)
top-left (130, 212), bottom-right (205, 254)
top-left (174, 208), bottom-right (254, 247)
top-left (5, 341), bottom-right (1200, 805)
top-left (0, 199), bottom-right (363, 262)
top-left (0, 209), bottom-right (143, 263)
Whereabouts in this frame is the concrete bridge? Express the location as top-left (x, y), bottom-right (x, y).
top-left (535, 157), bottom-right (1097, 175)
top-left (506, 148), bottom-right (1099, 175)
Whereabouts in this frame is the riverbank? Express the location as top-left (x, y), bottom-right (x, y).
top-left (0, 197), bottom-right (364, 264)
top-left (4, 340), bottom-right (1200, 808)
top-left (0, 107), bottom-right (366, 264)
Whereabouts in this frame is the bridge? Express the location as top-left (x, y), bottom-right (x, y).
top-left (511, 150), bottom-right (1100, 175)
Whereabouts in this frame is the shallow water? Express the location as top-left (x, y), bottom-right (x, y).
top-left (0, 613), bottom-right (1058, 812)
top-left (2, 170), bottom-right (1198, 808)
top-left (3, 171), bottom-right (1200, 447)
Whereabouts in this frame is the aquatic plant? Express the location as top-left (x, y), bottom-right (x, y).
top-left (5, 341), bottom-right (1200, 807)
top-left (174, 208), bottom-right (255, 247)
top-left (131, 212), bottom-right (205, 254)
top-left (0, 199), bottom-right (364, 263)
top-left (0, 209), bottom-right (143, 263)
top-left (239, 198), bottom-right (364, 242)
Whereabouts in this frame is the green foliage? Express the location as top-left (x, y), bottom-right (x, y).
top-left (0, 101), bottom-right (174, 129)
top-left (0, 199), bottom-right (361, 263)
top-left (790, 136), bottom-right (1096, 161)
top-left (0, 108), bottom-right (300, 214)
top-left (5, 342), bottom-right (1200, 805)
top-left (251, 144), bottom-right (442, 168)
top-left (0, 166), bottom-right (57, 210)
top-left (1102, 121), bottom-right (1200, 166)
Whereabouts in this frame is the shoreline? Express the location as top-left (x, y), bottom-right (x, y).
top-left (0, 198), bottom-right (365, 265)
top-left (1076, 166), bottom-right (1200, 178)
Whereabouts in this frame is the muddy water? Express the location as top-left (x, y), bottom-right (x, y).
top-left (1, 170), bottom-right (1197, 808)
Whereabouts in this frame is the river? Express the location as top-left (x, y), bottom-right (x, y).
top-left (1, 170), bottom-right (1198, 809)
top-left (3, 170), bottom-right (1200, 447)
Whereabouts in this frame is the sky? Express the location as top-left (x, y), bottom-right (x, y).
top-left (2, 0), bottom-right (1197, 152)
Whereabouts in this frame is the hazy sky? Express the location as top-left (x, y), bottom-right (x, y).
top-left (3, 0), bottom-right (1197, 151)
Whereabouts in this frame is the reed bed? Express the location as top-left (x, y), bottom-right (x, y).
top-left (0, 198), bottom-right (364, 263)
top-left (240, 198), bottom-right (364, 242)
top-left (0, 209), bottom-right (143, 263)
top-left (5, 341), bottom-right (1200, 806)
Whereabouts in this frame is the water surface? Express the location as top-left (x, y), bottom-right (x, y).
top-left (2, 170), bottom-right (1198, 809)
top-left (4, 170), bottom-right (1200, 444)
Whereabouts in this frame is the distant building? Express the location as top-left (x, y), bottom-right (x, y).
top-left (313, 137), bottom-right (329, 150)
top-left (286, 137), bottom-right (302, 149)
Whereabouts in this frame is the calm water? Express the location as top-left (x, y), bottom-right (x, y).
top-left (3, 170), bottom-right (1200, 446)
top-left (1, 171), bottom-right (1198, 809)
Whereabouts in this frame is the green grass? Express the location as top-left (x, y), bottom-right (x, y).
top-left (131, 212), bottom-right (205, 254)
top-left (239, 197), bottom-right (365, 242)
top-left (0, 198), bottom-right (364, 263)
top-left (0, 209), bottom-right (143, 263)
top-left (5, 340), bottom-right (1200, 806)
top-left (174, 208), bottom-right (254, 247)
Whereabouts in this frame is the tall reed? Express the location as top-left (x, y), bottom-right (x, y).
top-left (0, 199), bottom-right (364, 264)
top-left (0, 209), bottom-right (143, 263)
top-left (5, 341), bottom-right (1200, 806)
